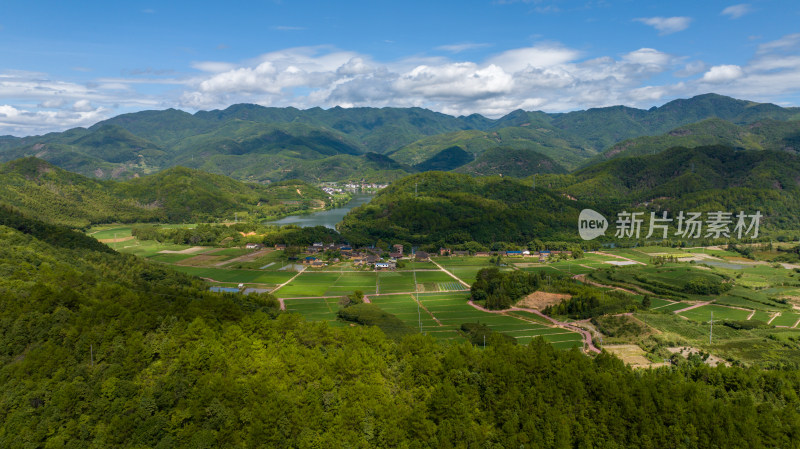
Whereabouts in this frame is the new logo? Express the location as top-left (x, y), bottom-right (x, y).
top-left (578, 209), bottom-right (608, 240)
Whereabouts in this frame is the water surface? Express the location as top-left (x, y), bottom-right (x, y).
top-left (267, 194), bottom-right (373, 229)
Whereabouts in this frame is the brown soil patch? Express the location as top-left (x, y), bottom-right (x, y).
top-left (98, 236), bottom-right (135, 243)
top-left (516, 291), bottom-right (571, 310)
top-left (514, 262), bottom-right (546, 268)
top-left (216, 249), bottom-right (273, 266)
top-left (159, 246), bottom-right (208, 254)
top-left (177, 255), bottom-right (228, 267)
top-left (239, 231), bottom-right (257, 237)
top-left (667, 347), bottom-right (730, 367)
top-left (603, 345), bottom-right (665, 368)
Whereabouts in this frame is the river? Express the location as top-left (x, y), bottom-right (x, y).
top-left (266, 194), bottom-right (374, 229)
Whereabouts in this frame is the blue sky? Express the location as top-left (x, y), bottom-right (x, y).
top-left (1, 0), bottom-right (799, 135)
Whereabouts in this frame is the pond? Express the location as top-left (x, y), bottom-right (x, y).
top-left (266, 194), bottom-right (373, 229)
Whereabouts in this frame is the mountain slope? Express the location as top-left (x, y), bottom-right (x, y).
top-left (2, 93), bottom-right (799, 182)
top-left (0, 157), bottom-right (330, 227)
top-left (455, 147), bottom-right (567, 177)
top-left (338, 171), bottom-right (588, 246)
top-left (592, 118), bottom-right (800, 163)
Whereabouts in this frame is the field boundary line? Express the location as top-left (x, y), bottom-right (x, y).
top-left (411, 294), bottom-right (442, 326)
top-left (767, 313), bottom-right (780, 324)
top-left (466, 301), bottom-right (600, 354)
top-left (430, 260), bottom-right (471, 288)
top-left (270, 266), bottom-right (307, 295)
top-left (672, 301), bottom-right (713, 315)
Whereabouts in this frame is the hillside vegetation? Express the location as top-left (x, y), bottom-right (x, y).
top-left (338, 171), bottom-right (588, 247)
top-left (2, 207), bottom-right (800, 447)
top-left (0, 157), bottom-right (329, 227)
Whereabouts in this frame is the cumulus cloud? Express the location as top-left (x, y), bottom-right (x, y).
top-left (722, 4), bottom-right (752, 19)
top-left (634, 16), bottom-right (692, 35)
top-left (701, 65), bottom-right (744, 83)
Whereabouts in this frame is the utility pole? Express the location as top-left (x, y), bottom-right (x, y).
top-left (710, 311), bottom-right (713, 343)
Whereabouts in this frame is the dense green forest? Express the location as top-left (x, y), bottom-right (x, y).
top-left (538, 145), bottom-right (800, 232)
top-left (338, 171), bottom-right (590, 247)
top-left (2, 93), bottom-right (798, 182)
top-left (0, 157), bottom-right (330, 227)
top-left (4, 208), bottom-right (800, 447)
top-left (592, 117), bottom-right (800, 163)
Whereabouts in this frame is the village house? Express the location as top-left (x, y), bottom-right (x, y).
top-left (375, 261), bottom-right (396, 270)
top-left (415, 251), bottom-right (430, 262)
top-left (453, 250), bottom-right (469, 257)
top-left (392, 244), bottom-right (403, 255)
top-left (245, 243), bottom-right (263, 250)
top-left (439, 247), bottom-right (451, 256)
top-left (274, 244), bottom-right (287, 250)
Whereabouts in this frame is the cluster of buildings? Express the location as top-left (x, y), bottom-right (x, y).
top-left (320, 182), bottom-right (390, 196)
top-left (244, 242), bottom-right (573, 269)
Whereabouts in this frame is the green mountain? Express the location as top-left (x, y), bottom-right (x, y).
top-left (454, 147), bottom-right (567, 177)
top-left (549, 93), bottom-right (800, 151)
top-left (593, 118), bottom-right (800, 163)
top-left (338, 171), bottom-right (588, 246)
top-left (388, 126), bottom-right (593, 171)
top-left (2, 93), bottom-right (798, 182)
top-left (0, 157), bottom-right (330, 227)
top-left (413, 146), bottom-right (474, 172)
top-left (278, 152), bottom-right (413, 182)
top-left (540, 145), bottom-right (800, 231)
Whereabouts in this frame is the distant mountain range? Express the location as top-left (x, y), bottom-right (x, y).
top-left (1, 93), bottom-right (798, 182)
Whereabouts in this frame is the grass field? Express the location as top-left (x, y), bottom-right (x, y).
top-left (275, 271), bottom-right (378, 297)
top-left (678, 305), bottom-right (752, 322)
top-left (377, 272), bottom-right (417, 294)
top-left (771, 312), bottom-right (800, 327)
top-left (172, 266), bottom-right (297, 286)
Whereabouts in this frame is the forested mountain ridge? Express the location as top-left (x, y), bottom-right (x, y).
top-left (341, 146), bottom-right (800, 246)
top-left (0, 157), bottom-right (330, 227)
top-left (1, 93), bottom-right (798, 182)
top-left (3, 208), bottom-right (800, 447)
top-left (538, 145), bottom-right (800, 231)
top-left (338, 171), bottom-right (589, 247)
top-left (590, 118), bottom-right (800, 164)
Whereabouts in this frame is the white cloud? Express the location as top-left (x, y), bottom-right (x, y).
top-left (487, 45), bottom-right (581, 72)
top-left (622, 48), bottom-right (673, 68)
top-left (634, 16), bottom-right (692, 35)
top-left (0, 103), bottom-right (108, 135)
top-left (191, 61), bottom-right (238, 73)
top-left (675, 61), bottom-right (706, 77)
top-left (436, 43), bottom-right (492, 53)
top-left (72, 99), bottom-right (95, 112)
top-left (722, 4), bottom-right (752, 19)
top-left (701, 65), bottom-right (744, 83)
